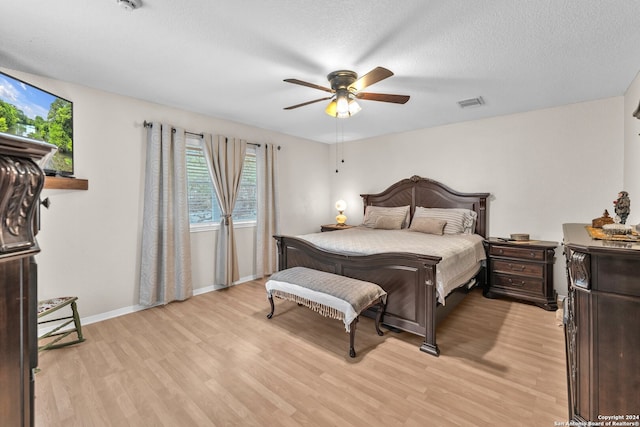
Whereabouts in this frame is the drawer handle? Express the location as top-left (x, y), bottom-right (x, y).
top-left (508, 278), bottom-right (525, 287)
top-left (530, 251), bottom-right (536, 258)
top-left (508, 263), bottom-right (526, 271)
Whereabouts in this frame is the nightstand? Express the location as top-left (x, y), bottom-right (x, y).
top-left (320, 224), bottom-right (355, 232)
top-left (484, 238), bottom-right (558, 311)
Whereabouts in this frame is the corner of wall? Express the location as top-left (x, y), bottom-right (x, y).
top-left (623, 70), bottom-right (640, 225)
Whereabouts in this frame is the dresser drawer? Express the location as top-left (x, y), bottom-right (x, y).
top-left (491, 259), bottom-right (544, 277)
top-left (489, 245), bottom-right (544, 261)
top-left (492, 273), bottom-right (544, 294)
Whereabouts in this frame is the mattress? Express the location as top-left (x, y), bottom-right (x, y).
top-left (297, 227), bottom-right (486, 304)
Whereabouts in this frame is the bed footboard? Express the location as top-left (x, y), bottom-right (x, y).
top-left (274, 235), bottom-right (443, 356)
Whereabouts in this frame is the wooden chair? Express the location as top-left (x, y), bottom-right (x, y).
top-left (37, 296), bottom-right (85, 351)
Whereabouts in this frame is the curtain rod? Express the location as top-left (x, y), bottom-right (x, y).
top-left (143, 121), bottom-right (272, 148)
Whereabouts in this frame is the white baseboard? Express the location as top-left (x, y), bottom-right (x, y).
top-left (38, 274), bottom-right (262, 336)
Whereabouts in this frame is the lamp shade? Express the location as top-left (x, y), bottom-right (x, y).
top-left (325, 99), bottom-right (337, 117)
top-left (336, 93), bottom-right (349, 115)
top-left (348, 99), bottom-right (361, 115)
top-left (335, 200), bottom-right (347, 225)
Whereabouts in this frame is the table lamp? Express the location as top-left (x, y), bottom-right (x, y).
top-left (335, 200), bottom-right (347, 225)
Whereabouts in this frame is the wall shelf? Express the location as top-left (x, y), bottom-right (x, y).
top-left (44, 176), bottom-right (89, 190)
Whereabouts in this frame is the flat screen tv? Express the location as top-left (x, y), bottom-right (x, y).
top-left (0, 70), bottom-right (73, 176)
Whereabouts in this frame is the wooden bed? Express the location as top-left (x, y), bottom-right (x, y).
top-left (273, 175), bottom-right (490, 356)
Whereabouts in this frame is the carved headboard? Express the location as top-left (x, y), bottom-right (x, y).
top-left (360, 175), bottom-right (490, 238)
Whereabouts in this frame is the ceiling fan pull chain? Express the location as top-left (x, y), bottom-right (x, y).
top-left (340, 120), bottom-right (345, 166)
top-left (335, 117), bottom-right (339, 173)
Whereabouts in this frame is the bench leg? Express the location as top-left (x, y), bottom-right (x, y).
top-left (267, 296), bottom-right (275, 319)
top-left (349, 317), bottom-right (358, 358)
top-left (71, 301), bottom-right (84, 342)
top-left (374, 300), bottom-right (385, 336)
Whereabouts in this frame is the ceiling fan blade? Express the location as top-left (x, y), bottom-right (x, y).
top-left (356, 92), bottom-right (410, 104)
top-left (283, 96), bottom-right (333, 110)
top-left (284, 78), bottom-right (333, 93)
top-left (349, 67), bottom-right (394, 92)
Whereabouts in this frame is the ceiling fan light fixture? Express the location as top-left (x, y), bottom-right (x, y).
top-left (287, 67), bottom-right (406, 117)
top-left (325, 91), bottom-right (361, 118)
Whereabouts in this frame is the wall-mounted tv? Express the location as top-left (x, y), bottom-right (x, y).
top-left (0, 70), bottom-right (73, 176)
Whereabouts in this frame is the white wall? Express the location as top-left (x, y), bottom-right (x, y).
top-left (330, 97), bottom-right (625, 296)
top-left (624, 70), bottom-right (640, 226)
top-left (4, 65), bottom-right (633, 319)
top-left (1, 67), bottom-right (331, 321)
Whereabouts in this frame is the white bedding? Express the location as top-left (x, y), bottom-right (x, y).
top-left (297, 227), bottom-right (486, 304)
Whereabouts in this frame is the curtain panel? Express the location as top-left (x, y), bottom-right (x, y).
top-left (202, 134), bottom-right (247, 287)
top-left (139, 123), bottom-right (193, 306)
top-left (256, 143), bottom-right (280, 277)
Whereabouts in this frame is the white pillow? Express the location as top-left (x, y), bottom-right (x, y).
top-left (413, 207), bottom-right (477, 234)
top-left (362, 205), bottom-right (411, 228)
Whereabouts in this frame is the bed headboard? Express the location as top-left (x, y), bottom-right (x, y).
top-left (360, 175), bottom-right (490, 238)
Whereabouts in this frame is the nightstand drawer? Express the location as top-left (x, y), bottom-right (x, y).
top-left (489, 245), bottom-right (544, 260)
top-left (492, 274), bottom-right (544, 294)
top-left (491, 259), bottom-right (543, 277)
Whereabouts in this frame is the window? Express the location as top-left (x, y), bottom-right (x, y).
top-left (186, 137), bottom-right (257, 228)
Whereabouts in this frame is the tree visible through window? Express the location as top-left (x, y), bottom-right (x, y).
top-left (185, 138), bottom-right (257, 226)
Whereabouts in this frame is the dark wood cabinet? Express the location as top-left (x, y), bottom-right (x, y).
top-left (484, 238), bottom-right (558, 310)
top-left (563, 223), bottom-right (640, 422)
top-left (0, 251), bottom-right (39, 426)
top-left (0, 133), bottom-right (54, 426)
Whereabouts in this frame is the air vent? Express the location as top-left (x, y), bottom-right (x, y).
top-left (458, 96), bottom-right (485, 108)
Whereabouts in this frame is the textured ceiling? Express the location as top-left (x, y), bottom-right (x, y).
top-left (2, 0), bottom-right (640, 143)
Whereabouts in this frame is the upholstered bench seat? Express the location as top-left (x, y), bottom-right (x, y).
top-left (265, 266), bottom-right (387, 357)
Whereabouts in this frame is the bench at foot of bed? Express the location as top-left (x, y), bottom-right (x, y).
top-left (265, 266), bottom-right (387, 358)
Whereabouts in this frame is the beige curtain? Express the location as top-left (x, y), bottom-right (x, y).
top-left (202, 134), bottom-right (247, 287)
top-left (139, 123), bottom-right (193, 306)
top-left (256, 143), bottom-right (279, 277)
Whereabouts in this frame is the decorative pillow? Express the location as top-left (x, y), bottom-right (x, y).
top-left (409, 217), bottom-right (447, 235)
top-left (413, 207), bottom-right (477, 234)
top-left (373, 215), bottom-right (404, 230)
top-left (362, 205), bottom-right (410, 228)
top-left (462, 209), bottom-right (478, 234)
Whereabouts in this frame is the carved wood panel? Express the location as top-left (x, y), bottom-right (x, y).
top-left (0, 156), bottom-right (44, 253)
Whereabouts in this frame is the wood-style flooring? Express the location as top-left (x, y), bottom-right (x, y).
top-left (35, 279), bottom-right (568, 426)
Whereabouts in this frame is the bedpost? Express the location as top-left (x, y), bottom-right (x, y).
top-left (477, 197), bottom-right (488, 238)
top-left (420, 262), bottom-right (440, 357)
top-left (274, 236), bottom-right (286, 271)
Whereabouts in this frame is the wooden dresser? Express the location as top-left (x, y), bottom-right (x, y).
top-left (563, 223), bottom-right (640, 422)
top-left (484, 238), bottom-right (558, 310)
top-left (0, 133), bottom-right (54, 426)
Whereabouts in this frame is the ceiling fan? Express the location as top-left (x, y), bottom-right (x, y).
top-left (283, 67), bottom-right (410, 118)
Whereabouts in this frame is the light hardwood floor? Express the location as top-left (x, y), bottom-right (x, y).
top-left (35, 280), bottom-right (568, 426)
